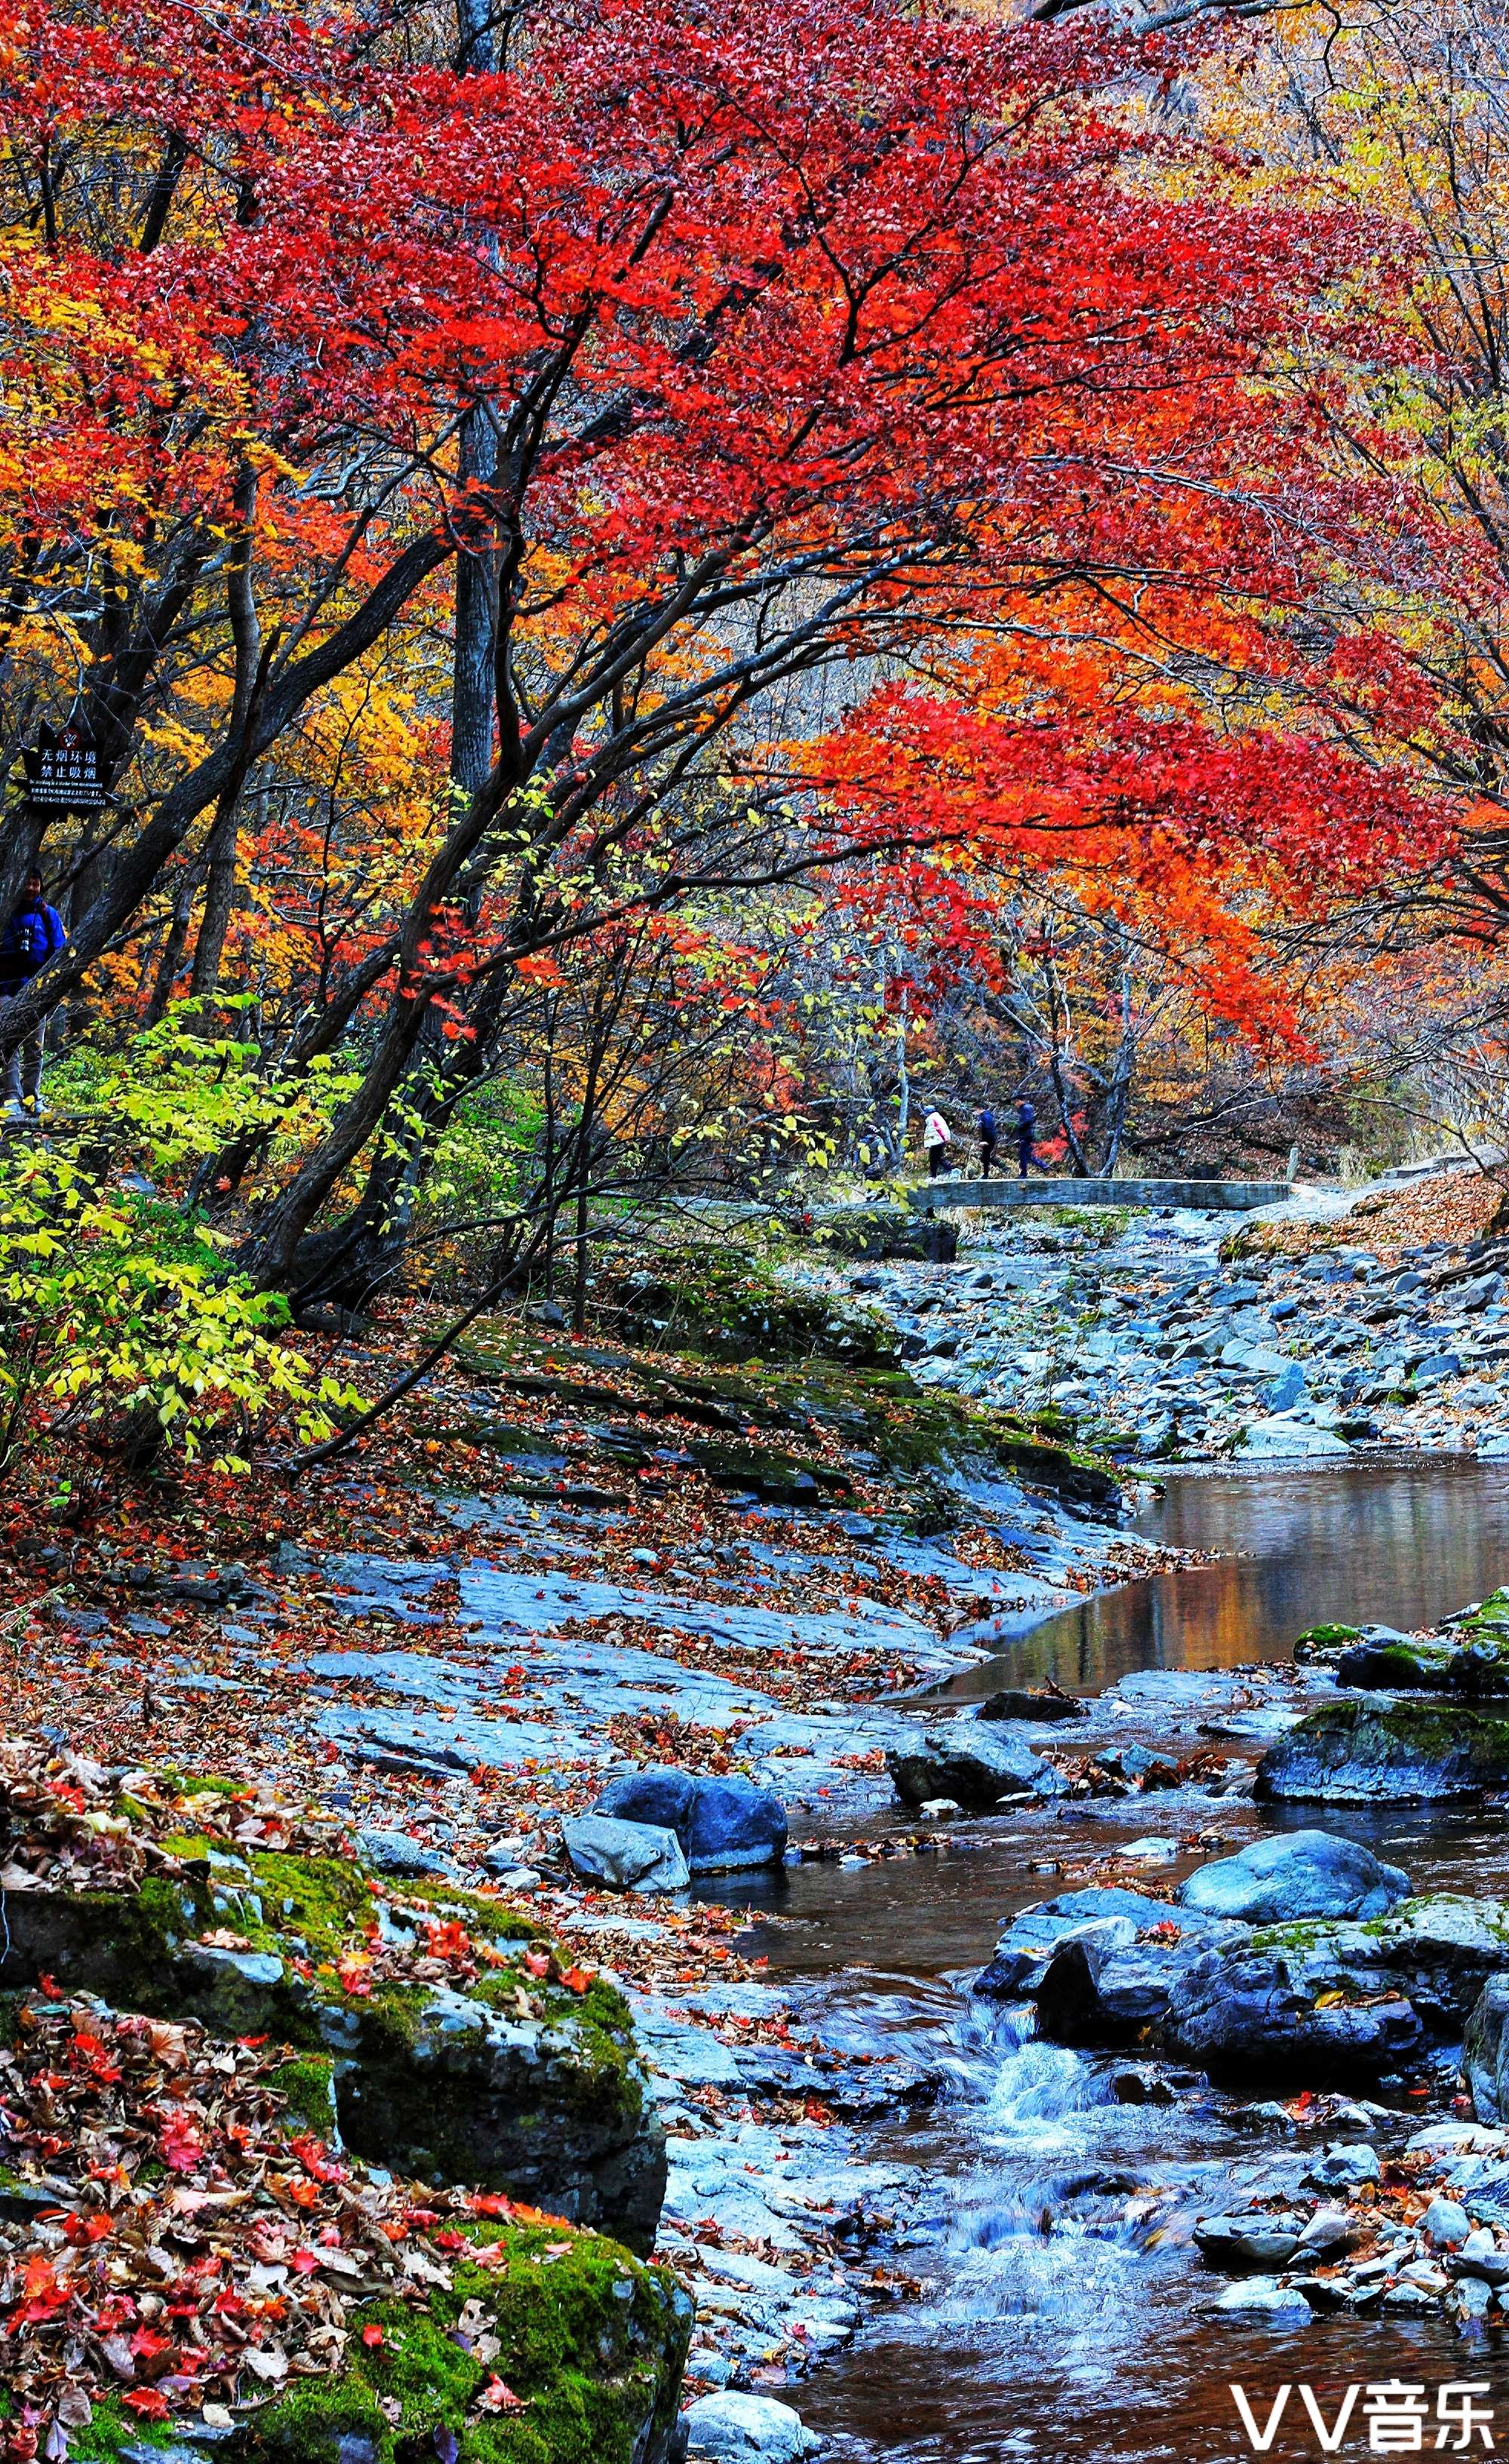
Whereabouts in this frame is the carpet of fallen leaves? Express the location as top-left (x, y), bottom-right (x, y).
top-left (1254, 1170), bottom-right (1506, 1262)
top-left (0, 1993), bottom-right (554, 2452)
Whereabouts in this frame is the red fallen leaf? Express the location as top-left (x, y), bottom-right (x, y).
top-left (337, 1957), bottom-right (373, 1998)
top-left (289, 2249), bottom-right (321, 2275)
top-left (468, 2192), bottom-right (516, 2220)
top-left (560, 1965), bottom-right (595, 1995)
top-left (477, 2380), bottom-right (525, 2414)
top-left (121, 2392), bottom-right (171, 2421)
top-left (60, 2211), bottom-right (113, 2245)
top-left (286, 2177), bottom-right (320, 2209)
top-left (361, 2323), bottom-right (385, 2349)
top-left (37, 1974), bottom-right (63, 2002)
top-left (523, 1953), bottom-right (552, 1980)
top-left (160, 2118), bottom-right (203, 2173)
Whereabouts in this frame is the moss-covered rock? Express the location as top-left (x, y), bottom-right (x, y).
top-left (1335, 1638), bottom-right (1458, 1691)
top-left (1256, 1698), bottom-right (1509, 1802)
top-left (1291, 1622), bottom-right (1363, 1665)
top-left (1163, 1894), bottom-right (1509, 2086)
top-left (241, 2223), bottom-right (692, 2464)
top-left (0, 1851), bottom-right (665, 2252)
top-left (66, 2223), bottom-right (691, 2464)
top-left (605, 1248), bottom-right (900, 1369)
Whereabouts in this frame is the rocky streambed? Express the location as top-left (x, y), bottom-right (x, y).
top-left (823, 1176), bottom-right (1509, 1465)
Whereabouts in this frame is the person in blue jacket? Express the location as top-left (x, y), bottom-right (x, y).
top-left (0, 869), bottom-right (66, 1119)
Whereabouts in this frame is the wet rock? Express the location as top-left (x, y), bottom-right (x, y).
top-left (1109, 2064), bottom-right (1175, 2105)
top-left (887, 1716), bottom-right (1068, 1811)
top-left (1169, 1893), bottom-right (1506, 2068)
top-left (1163, 1943), bottom-right (1424, 2085)
top-left (1455, 2227), bottom-right (1509, 2284)
top-left (564, 1814), bottom-right (691, 1894)
top-left (1298, 2205), bottom-right (1360, 2254)
top-left (1335, 1635), bottom-right (1458, 1691)
top-left (1308, 2143), bottom-right (1381, 2189)
top-left (1194, 2217), bottom-right (1303, 2272)
top-left (1421, 2195), bottom-right (1471, 2247)
top-left (354, 1826), bottom-right (456, 1879)
top-left (1213, 2278), bottom-right (1312, 2322)
top-left (1176, 1830), bottom-right (1412, 1925)
top-left (974, 1888), bottom-right (1180, 1999)
top-left (1256, 1699), bottom-right (1509, 1802)
top-left (977, 1687), bottom-right (1088, 1724)
top-left (1035, 1907), bottom-right (1240, 2042)
top-left (683, 2392), bottom-right (820, 2459)
top-left (1464, 1974), bottom-right (1509, 2122)
top-left (595, 1768), bottom-right (788, 1873)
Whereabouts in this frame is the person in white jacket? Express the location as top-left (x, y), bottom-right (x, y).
top-left (921, 1108), bottom-right (953, 1177)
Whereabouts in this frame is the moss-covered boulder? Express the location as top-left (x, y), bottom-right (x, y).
top-left (0, 1849), bottom-right (665, 2253)
top-left (606, 1249), bottom-right (900, 1368)
top-left (1163, 1894), bottom-right (1509, 2087)
top-left (237, 2222), bottom-right (692, 2464)
top-left (1256, 1699), bottom-right (1509, 1802)
top-left (1335, 1636), bottom-right (1458, 1691)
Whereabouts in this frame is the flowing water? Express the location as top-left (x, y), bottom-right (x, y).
top-left (716, 1461), bottom-right (1509, 2463)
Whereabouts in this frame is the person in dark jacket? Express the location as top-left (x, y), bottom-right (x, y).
top-left (978, 1105), bottom-right (997, 1177)
top-left (0, 870), bottom-right (66, 1118)
top-left (1016, 1099), bottom-right (1037, 1177)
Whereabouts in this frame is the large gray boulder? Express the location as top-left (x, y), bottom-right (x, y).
top-left (975, 1888), bottom-right (1179, 2000)
top-left (1177, 1830), bottom-right (1412, 1924)
top-left (594, 1768), bottom-right (786, 1873)
top-left (1162, 1941), bottom-right (1425, 2085)
top-left (887, 1716), bottom-right (1068, 1811)
top-left (1035, 1907), bottom-right (1242, 2042)
top-left (1256, 1700), bottom-right (1509, 1802)
top-left (564, 1814), bottom-right (690, 1894)
top-left (1163, 1895), bottom-right (1509, 2085)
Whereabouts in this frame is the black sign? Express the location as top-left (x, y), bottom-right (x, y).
top-left (22, 723), bottom-right (108, 812)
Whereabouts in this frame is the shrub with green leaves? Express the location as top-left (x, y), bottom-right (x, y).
top-left (0, 1018), bottom-right (358, 1476)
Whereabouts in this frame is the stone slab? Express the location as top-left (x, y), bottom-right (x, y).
top-left (911, 1176), bottom-right (1292, 1213)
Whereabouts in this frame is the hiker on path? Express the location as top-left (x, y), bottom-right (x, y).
top-left (0, 869), bottom-right (66, 1120)
top-left (978, 1104), bottom-right (997, 1177)
top-left (921, 1107), bottom-right (953, 1178)
top-left (1016, 1098), bottom-right (1037, 1177)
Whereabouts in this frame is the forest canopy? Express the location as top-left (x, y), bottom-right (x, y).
top-left (0, 0), bottom-right (1504, 1467)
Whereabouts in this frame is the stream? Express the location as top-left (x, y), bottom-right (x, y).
top-left (711, 1460), bottom-right (1509, 2462)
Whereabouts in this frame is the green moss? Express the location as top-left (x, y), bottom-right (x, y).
top-left (1461, 1588), bottom-right (1509, 1636)
top-left (65, 2395), bottom-right (171, 2464)
top-left (1295, 1623), bottom-right (1363, 1649)
top-left (248, 2224), bottom-right (690, 2464)
top-left (246, 1848), bottom-right (371, 1950)
top-left (269, 2051), bottom-right (340, 2135)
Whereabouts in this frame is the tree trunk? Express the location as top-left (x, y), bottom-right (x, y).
top-left (188, 792), bottom-right (241, 1001)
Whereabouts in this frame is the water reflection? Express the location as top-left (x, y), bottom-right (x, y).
top-left (944, 1459), bottom-right (1509, 1700)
